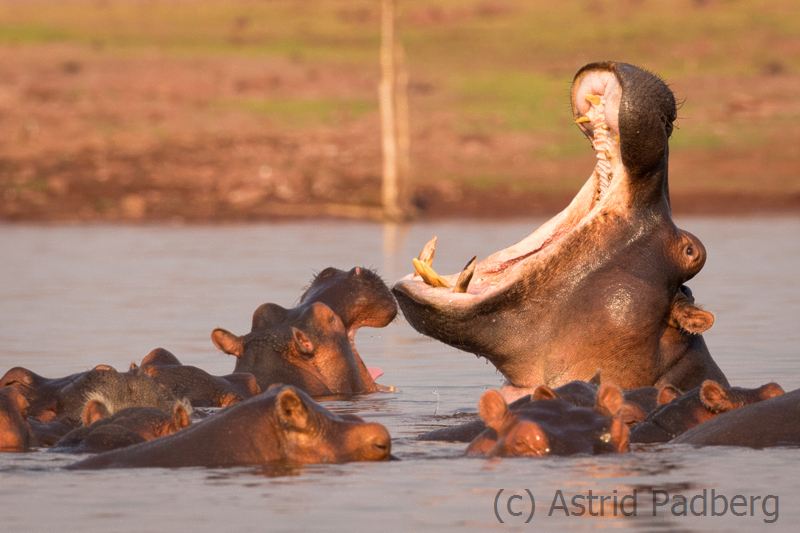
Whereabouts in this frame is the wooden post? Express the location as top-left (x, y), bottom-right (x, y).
top-left (379, 0), bottom-right (401, 220)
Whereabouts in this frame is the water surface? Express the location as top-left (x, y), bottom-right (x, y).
top-left (1, 217), bottom-right (798, 531)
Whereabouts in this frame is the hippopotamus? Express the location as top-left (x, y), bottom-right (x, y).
top-left (465, 385), bottom-right (629, 457)
top-left (392, 62), bottom-right (728, 397)
top-left (630, 380), bottom-right (784, 443)
top-left (66, 385), bottom-right (392, 469)
top-left (673, 388), bottom-right (800, 448)
top-left (136, 348), bottom-right (260, 408)
top-left (418, 373), bottom-right (661, 443)
top-left (211, 267), bottom-right (397, 396)
top-left (0, 387), bottom-right (40, 450)
top-left (51, 401), bottom-right (191, 454)
top-left (0, 364), bottom-right (178, 422)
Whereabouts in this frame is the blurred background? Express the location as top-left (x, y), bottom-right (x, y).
top-left (0, 0), bottom-right (798, 222)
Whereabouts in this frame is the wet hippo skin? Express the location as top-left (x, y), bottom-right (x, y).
top-left (1, 364), bottom-right (179, 422)
top-left (465, 385), bottom-right (629, 457)
top-left (393, 62), bottom-right (728, 396)
top-left (633, 380), bottom-right (786, 443)
top-left (212, 267), bottom-right (397, 397)
top-left (137, 348), bottom-right (260, 408)
top-left (51, 402), bottom-right (191, 454)
top-left (673, 388), bottom-right (800, 448)
top-left (66, 385), bottom-right (392, 469)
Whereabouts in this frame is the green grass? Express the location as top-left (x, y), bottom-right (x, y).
top-left (215, 98), bottom-right (375, 126)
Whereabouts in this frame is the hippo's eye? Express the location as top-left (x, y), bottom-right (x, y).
top-left (686, 245), bottom-right (694, 256)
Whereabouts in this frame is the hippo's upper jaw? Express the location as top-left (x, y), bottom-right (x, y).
top-left (393, 62), bottom-right (727, 392)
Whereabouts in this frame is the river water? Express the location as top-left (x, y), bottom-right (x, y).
top-left (0, 217), bottom-right (798, 532)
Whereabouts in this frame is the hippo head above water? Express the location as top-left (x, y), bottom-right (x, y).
top-left (393, 62), bottom-right (728, 395)
top-left (212, 267), bottom-right (397, 397)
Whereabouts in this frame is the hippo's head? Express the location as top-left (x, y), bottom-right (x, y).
top-left (0, 387), bottom-right (39, 450)
top-left (630, 380), bottom-right (785, 443)
top-left (212, 302), bottom-right (368, 397)
top-left (392, 62), bottom-right (727, 393)
top-left (54, 365), bottom-right (178, 422)
top-left (466, 385), bottom-right (629, 457)
top-left (300, 266), bottom-right (398, 332)
top-left (266, 385), bottom-right (392, 464)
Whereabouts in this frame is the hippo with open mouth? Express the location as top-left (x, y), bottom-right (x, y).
top-left (393, 61), bottom-right (728, 398)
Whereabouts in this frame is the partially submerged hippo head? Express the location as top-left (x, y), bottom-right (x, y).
top-left (393, 62), bottom-right (727, 392)
top-left (67, 385), bottom-right (392, 469)
top-left (1, 364), bottom-right (178, 422)
top-left (212, 302), bottom-right (369, 397)
top-left (137, 348), bottom-right (260, 408)
top-left (466, 384), bottom-right (629, 457)
top-left (51, 401), bottom-right (192, 454)
top-left (630, 380), bottom-right (784, 443)
top-left (0, 387), bottom-right (40, 450)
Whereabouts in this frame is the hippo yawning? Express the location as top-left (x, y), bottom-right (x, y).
top-left (392, 61), bottom-right (728, 396)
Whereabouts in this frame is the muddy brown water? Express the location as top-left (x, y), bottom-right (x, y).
top-left (1, 217), bottom-right (798, 532)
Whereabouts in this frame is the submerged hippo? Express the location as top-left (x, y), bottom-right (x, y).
top-left (393, 62), bottom-right (728, 396)
top-left (212, 267), bottom-right (397, 396)
top-left (51, 401), bottom-right (191, 454)
top-left (673, 388), bottom-right (800, 448)
top-left (67, 385), bottom-right (392, 469)
top-left (136, 348), bottom-right (260, 408)
top-left (0, 364), bottom-right (178, 422)
top-left (418, 373), bottom-right (657, 443)
top-left (0, 387), bottom-right (40, 450)
top-left (466, 385), bottom-right (629, 457)
top-left (630, 380), bottom-right (784, 443)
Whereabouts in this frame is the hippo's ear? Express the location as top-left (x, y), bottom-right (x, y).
top-left (595, 384), bottom-right (624, 417)
top-left (609, 417), bottom-right (630, 453)
top-left (83, 399), bottom-right (111, 426)
top-left (588, 369), bottom-right (602, 386)
top-left (699, 381), bottom-right (735, 413)
top-left (218, 392), bottom-right (242, 407)
top-left (276, 388), bottom-right (310, 431)
top-left (758, 382), bottom-right (785, 400)
top-left (168, 401), bottom-right (192, 434)
top-left (292, 328), bottom-right (315, 356)
top-left (478, 390), bottom-right (509, 433)
top-left (532, 385), bottom-right (558, 401)
top-left (668, 296), bottom-right (714, 334)
top-left (657, 384), bottom-right (682, 405)
top-left (211, 328), bottom-right (245, 358)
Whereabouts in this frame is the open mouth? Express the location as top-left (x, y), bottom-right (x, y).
top-left (397, 69), bottom-right (628, 301)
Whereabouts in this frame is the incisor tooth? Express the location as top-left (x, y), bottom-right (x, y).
top-left (575, 116), bottom-right (591, 124)
top-left (585, 94), bottom-right (601, 106)
top-left (412, 258), bottom-right (451, 288)
top-left (414, 236), bottom-right (437, 276)
top-left (453, 256), bottom-right (477, 294)
top-left (615, 135), bottom-right (621, 142)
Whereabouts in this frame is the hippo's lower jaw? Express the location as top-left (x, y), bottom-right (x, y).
top-left (393, 62), bottom-right (727, 392)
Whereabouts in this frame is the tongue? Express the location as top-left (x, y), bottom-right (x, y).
top-left (367, 367), bottom-right (384, 380)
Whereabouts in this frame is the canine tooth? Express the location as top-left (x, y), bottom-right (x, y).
top-left (414, 236), bottom-right (437, 276)
top-left (412, 258), bottom-right (451, 288)
top-left (453, 256), bottom-right (477, 294)
top-left (585, 94), bottom-right (601, 106)
top-left (575, 116), bottom-right (591, 124)
top-left (601, 124), bottom-right (611, 131)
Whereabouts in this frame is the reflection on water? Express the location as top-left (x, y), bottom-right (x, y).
top-left (0, 217), bottom-right (798, 532)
